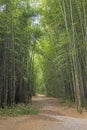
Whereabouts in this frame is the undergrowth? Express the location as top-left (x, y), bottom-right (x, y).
top-left (59, 98), bottom-right (75, 108)
top-left (0, 104), bottom-right (39, 117)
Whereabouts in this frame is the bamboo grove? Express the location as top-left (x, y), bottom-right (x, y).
top-left (0, 0), bottom-right (38, 107)
top-left (1, 0), bottom-right (87, 109)
top-left (35, 0), bottom-right (87, 109)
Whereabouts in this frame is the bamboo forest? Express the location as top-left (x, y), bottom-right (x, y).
top-left (1, 0), bottom-right (87, 118)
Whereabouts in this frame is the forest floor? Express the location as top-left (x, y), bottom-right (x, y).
top-left (1, 94), bottom-right (87, 130)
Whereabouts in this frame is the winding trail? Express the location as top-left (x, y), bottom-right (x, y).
top-left (0, 95), bottom-right (87, 130)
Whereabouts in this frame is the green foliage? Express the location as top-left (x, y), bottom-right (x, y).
top-left (34, 54), bottom-right (46, 94)
top-left (0, 0), bottom-right (37, 106)
top-left (34, 0), bottom-right (87, 109)
top-left (0, 104), bottom-right (38, 117)
top-left (1, 0), bottom-right (87, 110)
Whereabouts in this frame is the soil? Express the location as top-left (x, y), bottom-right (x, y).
top-left (0, 94), bottom-right (87, 130)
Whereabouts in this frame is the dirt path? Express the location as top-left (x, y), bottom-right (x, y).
top-left (0, 95), bottom-right (87, 130)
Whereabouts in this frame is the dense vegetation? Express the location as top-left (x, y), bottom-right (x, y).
top-left (0, 0), bottom-right (87, 110)
top-left (0, 104), bottom-right (38, 116)
top-left (0, 0), bottom-right (36, 107)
